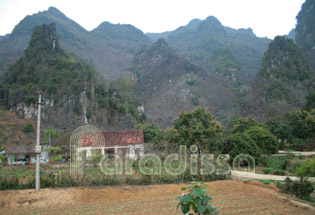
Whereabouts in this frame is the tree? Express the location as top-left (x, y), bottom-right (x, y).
top-left (229, 117), bottom-right (262, 134)
top-left (284, 110), bottom-right (315, 139)
top-left (304, 92), bottom-right (315, 111)
top-left (222, 133), bottom-right (261, 164)
top-left (44, 129), bottom-right (58, 144)
top-left (166, 107), bottom-right (222, 152)
top-left (23, 124), bottom-right (34, 133)
top-left (244, 126), bottom-right (279, 155)
top-left (133, 123), bottom-right (164, 152)
top-left (295, 158), bottom-right (315, 179)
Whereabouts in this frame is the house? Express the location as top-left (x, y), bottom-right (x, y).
top-left (76, 130), bottom-right (144, 159)
top-left (5, 145), bottom-right (35, 165)
top-left (4, 145), bottom-right (50, 165)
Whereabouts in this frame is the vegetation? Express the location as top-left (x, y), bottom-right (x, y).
top-left (177, 182), bottom-right (218, 214)
top-left (244, 126), bottom-right (279, 155)
top-left (165, 107), bottom-right (222, 152)
top-left (23, 123), bottom-right (34, 133)
top-left (133, 123), bottom-right (164, 151)
top-left (210, 48), bottom-right (241, 76)
top-left (259, 36), bottom-right (310, 82)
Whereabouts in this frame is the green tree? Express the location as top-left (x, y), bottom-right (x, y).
top-left (284, 110), bottom-right (315, 139)
top-left (244, 126), bottom-right (279, 155)
top-left (134, 123), bottom-right (164, 152)
top-left (44, 129), bottom-right (58, 143)
top-left (166, 107), bottom-right (222, 152)
top-left (23, 123), bottom-right (34, 133)
top-left (304, 92), bottom-right (315, 111)
top-left (295, 158), bottom-right (315, 179)
top-left (222, 133), bottom-right (261, 163)
top-left (229, 117), bottom-right (262, 134)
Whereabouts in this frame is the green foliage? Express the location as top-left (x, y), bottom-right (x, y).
top-left (222, 132), bottom-right (261, 163)
top-left (86, 108), bottom-right (92, 119)
top-left (134, 123), bottom-right (164, 151)
top-left (262, 156), bottom-right (290, 175)
top-left (244, 126), bottom-right (279, 154)
top-left (284, 109), bottom-right (315, 139)
top-left (191, 91), bottom-right (200, 106)
top-left (166, 107), bottom-right (222, 152)
top-left (44, 146), bottom-right (61, 154)
top-left (186, 78), bottom-right (197, 86)
top-left (118, 103), bottom-right (127, 113)
top-left (304, 92), bottom-right (315, 111)
top-left (44, 129), bottom-right (58, 143)
top-left (23, 123), bottom-right (34, 133)
top-left (229, 117), bottom-right (262, 134)
top-left (295, 158), bottom-right (315, 179)
top-left (281, 177), bottom-right (314, 201)
top-left (177, 182), bottom-right (218, 215)
top-left (260, 36), bottom-right (310, 82)
top-left (210, 48), bottom-right (241, 76)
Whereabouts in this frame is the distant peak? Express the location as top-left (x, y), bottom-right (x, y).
top-left (155, 38), bottom-right (168, 47)
top-left (204, 16), bottom-right (222, 25)
top-left (47, 6), bottom-right (62, 14)
top-left (186, 19), bottom-right (202, 30)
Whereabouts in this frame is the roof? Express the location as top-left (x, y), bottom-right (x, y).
top-left (77, 130), bottom-right (144, 147)
top-left (6, 145), bottom-right (34, 154)
top-left (103, 130), bottom-right (144, 147)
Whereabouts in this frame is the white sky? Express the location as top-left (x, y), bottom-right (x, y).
top-left (0, 0), bottom-right (306, 39)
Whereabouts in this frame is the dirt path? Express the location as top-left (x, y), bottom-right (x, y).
top-left (0, 180), bottom-right (313, 215)
top-left (231, 170), bottom-right (315, 182)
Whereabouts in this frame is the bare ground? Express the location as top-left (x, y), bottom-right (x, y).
top-left (0, 180), bottom-right (313, 215)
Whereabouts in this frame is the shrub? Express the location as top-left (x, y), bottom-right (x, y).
top-left (222, 133), bottom-right (261, 164)
top-left (262, 168), bottom-right (272, 174)
top-left (262, 156), bottom-right (289, 170)
top-left (287, 161), bottom-right (301, 174)
top-left (23, 124), bottom-right (34, 133)
top-left (295, 158), bottom-right (315, 179)
top-left (86, 108), bottom-right (92, 119)
top-left (177, 182), bottom-right (218, 214)
top-left (244, 126), bottom-right (279, 155)
top-left (281, 177), bottom-right (314, 200)
top-left (118, 103), bottom-right (127, 113)
top-left (186, 78), bottom-right (197, 86)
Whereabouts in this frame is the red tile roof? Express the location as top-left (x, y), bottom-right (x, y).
top-left (77, 130), bottom-right (144, 147)
top-left (103, 130), bottom-right (144, 147)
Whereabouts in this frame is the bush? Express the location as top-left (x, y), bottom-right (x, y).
top-left (287, 161), bottom-right (301, 174)
top-left (282, 177), bottom-right (314, 200)
top-left (244, 126), bottom-right (279, 154)
top-left (23, 124), bottom-right (34, 133)
top-left (118, 103), bottom-right (127, 113)
top-left (222, 133), bottom-right (261, 164)
top-left (295, 158), bottom-right (315, 178)
top-left (262, 156), bottom-right (289, 170)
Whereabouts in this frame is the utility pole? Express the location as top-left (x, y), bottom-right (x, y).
top-left (35, 90), bottom-right (44, 193)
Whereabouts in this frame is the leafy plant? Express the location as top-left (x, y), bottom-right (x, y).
top-left (177, 182), bottom-right (218, 214)
top-left (23, 123), bottom-right (34, 133)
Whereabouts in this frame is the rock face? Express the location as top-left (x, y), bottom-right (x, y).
top-left (0, 7), bottom-right (151, 80)
top-left (295, 0), bottom-right (315, 69)
top-left (237, 36), bottom-right (315, 121)
top-left (152, 16), bottom-right (270, 84)
top-left (132, 39), bottom-right (234, 128)
top-left (0, 23), bottom-right (138, 131)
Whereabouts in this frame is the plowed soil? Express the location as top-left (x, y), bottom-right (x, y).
top-left (0, 180), bottom-right (313, 215)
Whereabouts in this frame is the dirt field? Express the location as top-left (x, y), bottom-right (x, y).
top-left (0, 180), bottom-right (313, 215)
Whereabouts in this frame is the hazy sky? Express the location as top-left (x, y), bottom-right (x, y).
top-left (0, 0), bottom-right (305, 39)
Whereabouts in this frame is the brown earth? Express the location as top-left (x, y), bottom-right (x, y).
top-left (0, 180), bottom-right (313, 215)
